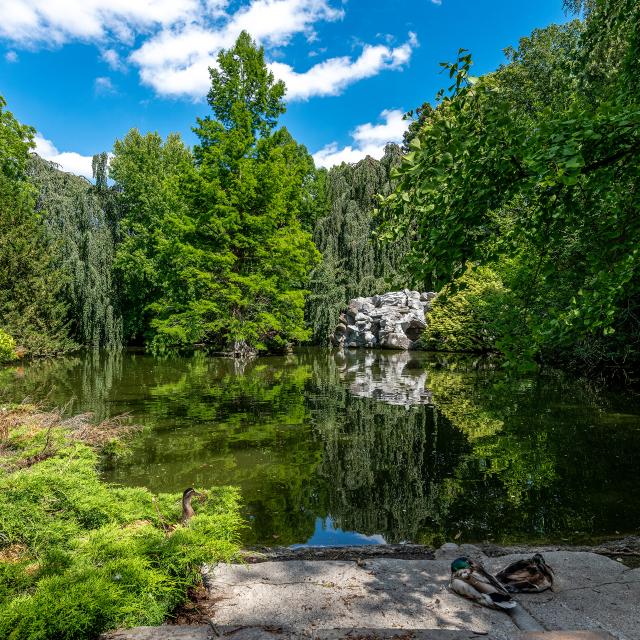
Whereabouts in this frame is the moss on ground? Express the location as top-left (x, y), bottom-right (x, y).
top-left (0, 405), bottom-right (244, 640)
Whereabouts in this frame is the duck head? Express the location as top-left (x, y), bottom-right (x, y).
top-left (451, 556), bottom-right (472, 573)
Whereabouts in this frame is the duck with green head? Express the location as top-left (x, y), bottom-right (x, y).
top-left (449, 556), bottom-right (517, 610)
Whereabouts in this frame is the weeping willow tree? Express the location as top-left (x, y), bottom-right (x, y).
top-left (0, 96), bottom-right (72, 357)
top-left (308, 144), bottom-right (411, 343)
top-left (27, 154), bottom-right (122, 349)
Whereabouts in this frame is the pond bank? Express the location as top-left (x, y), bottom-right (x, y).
top-left (239, 537), bottom-right (640, 564)
top-left (105, 542), bottom-right (640, 640)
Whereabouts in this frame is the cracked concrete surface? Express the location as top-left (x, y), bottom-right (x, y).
top-left (103, 546), bottom-right (639, 640)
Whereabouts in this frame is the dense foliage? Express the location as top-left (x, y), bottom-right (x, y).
top-left (109, 130), bottom-right (193, 344)
top-left (1, 32), bottom-right (321, 358)
top-left (112, 32), bottom-right (320, 355)
top-left (29, 155), bottom-right (122, 349)
top-left (0, 330), bottom-right (16, 363)
top-left (381, 0), bottom-right (640, 378)
top-left (417, 265), bottom-right (522, 354)
top-left (308, 145), bottom-right (409, 344)
top-left (0, 406), bottom-right (242, 639)
top-left (0, 98), bottom-right (72, 357)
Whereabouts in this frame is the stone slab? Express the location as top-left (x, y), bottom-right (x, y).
top-left (495, 552), bottom-right (640, 640)
top-left (204, 559), bottom-right (520, 639)
top-left (204, 551), bottom-right (640, 639)
top-left (105, 626), bottom-right (617, 640)
top-left (105, 626), bottom-right (214, 640)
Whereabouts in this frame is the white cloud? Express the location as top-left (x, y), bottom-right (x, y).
top-left (0, 0), bottom-right (416, 101)
top-left (101, 48), bottom-right (124, 71)
top-left (5, 50), bottom-right (18, 63)
top-left (272, 32), bottom-right (417, 100)
top-left (313, 108), bottom-right (407, 168)
top-left (131, 0), bottom-right (346, 98)
top-left (33, 134), bottom-right (95, 179)
top-left (94, 76), bottom-right (117, 95)
top-left (431, 0), bottom-right (442, 5)
top-left (0, 0), bottom-right (203, 45)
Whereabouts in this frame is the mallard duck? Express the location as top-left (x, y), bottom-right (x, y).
top-left (180, 487), bottom-right (205, 524)
top-left (449, 556), bottom-right (517, 610)
top-left (496, 553), bottom-right (554, 593)
top-left (153, 488), bottom-right (206, 533)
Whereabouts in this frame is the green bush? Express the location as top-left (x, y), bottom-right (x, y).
top-left (0, 329), bottom-right (16, 363)
top-left (420, 265), bottom-right (527, 358)
top-left (0, 409), bottom-right (244, 639)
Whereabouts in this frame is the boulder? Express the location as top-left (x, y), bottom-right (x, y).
top-left (333, 290), bottom-right (436, 350)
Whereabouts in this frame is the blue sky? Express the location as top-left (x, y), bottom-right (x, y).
top-left (0, 0), bottom-right (568, 177)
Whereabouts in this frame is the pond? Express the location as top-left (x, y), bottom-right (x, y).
top-left (2, 348), bottom-right (640, 547)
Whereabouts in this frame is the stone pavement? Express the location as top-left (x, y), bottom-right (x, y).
top-left (107, 627), bottom-right (616, 639)
top-left (104, 544), bottom-right (640, 640)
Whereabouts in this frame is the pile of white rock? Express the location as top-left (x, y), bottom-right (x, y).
top-left (333, 289), bottom-right (436, 350)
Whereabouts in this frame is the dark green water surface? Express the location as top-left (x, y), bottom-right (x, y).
top-left (2, 348), bottom-right (639, 547)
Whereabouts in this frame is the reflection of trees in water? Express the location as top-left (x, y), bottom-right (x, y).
top-left (306, 352), bottom-right (468, 544)
top-left (308, 351), bottom-right (640, 544)
top-left (101, 353), bottom-right (323, 547)
top-left (3, 348), bottom-right (640, 544)
top-left (0, 351), bottom-right (122, 420)
top-left (427, 364), bottom-right (640, 542)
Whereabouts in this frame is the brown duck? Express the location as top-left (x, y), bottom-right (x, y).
top-left (180, 487), bottom-right (205, 524)
top-left (496, 553), bottom-right (554, 593)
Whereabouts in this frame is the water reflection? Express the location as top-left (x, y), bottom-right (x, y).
top-left (292, 517), bottom-right (386, 547)
top-left (2, 348), bottom-right (640, 546)
top-left (335, 349), bottom-right (433, 406)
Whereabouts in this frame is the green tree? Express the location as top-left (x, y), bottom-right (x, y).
top-left (172, 31), bottom-right (319, 355)
top-left (28, 155), bottom-right (122, 349)
top-left (308, 145), bottom-right (409, 344)
top-left (112, 33), bottom-right (319, 355)
top-left (381, 3), bottom-right (640, 377)
top-left (306, 246), bottom-right (345, 344)
top-left (0, 96), bottom-right (73, 356)
top-left (110, 130), bottom-right (193, 343)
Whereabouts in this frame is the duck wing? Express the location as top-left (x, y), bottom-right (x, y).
top-left (466, 566), bottom-right (516, 609)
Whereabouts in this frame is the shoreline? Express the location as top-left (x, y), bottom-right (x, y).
top-left (240, 536), bottom-right (640, 566)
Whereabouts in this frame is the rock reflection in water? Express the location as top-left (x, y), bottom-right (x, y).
top-left (334, 349), bottom-right (433, 406)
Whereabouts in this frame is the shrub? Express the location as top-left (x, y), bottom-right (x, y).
top-left (0, 408), bottom-right (243, 639)
top-left (420, 265), bottom-right (527, 358)
top-left (0, 330), bottom-right (16, 363)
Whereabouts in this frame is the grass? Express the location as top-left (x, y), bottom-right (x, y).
top-left (0, 405), bottom-right (244, 639)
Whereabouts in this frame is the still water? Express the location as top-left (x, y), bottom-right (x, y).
top-left (1, 348), bottom-right (639, 546)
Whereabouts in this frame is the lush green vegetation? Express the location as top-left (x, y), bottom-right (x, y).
top-left (0, 330), bottom-right (16, 363)
top-left (0, 98), bottom-right (73, 358)
top-left (0, 406), bottom-right (242, 639)
top-left (29, 154), bottom-right (122, 350)
top-left (112, 33), bottom-right (322, 355)
top-left (381, 0), bottom-right (640, 378)
top-left (1, 1), bottom-right (638, 381)
top-left (307, 145), bottom-right (409, 344)
top-left (0, 33), bottom-right (321, 358)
